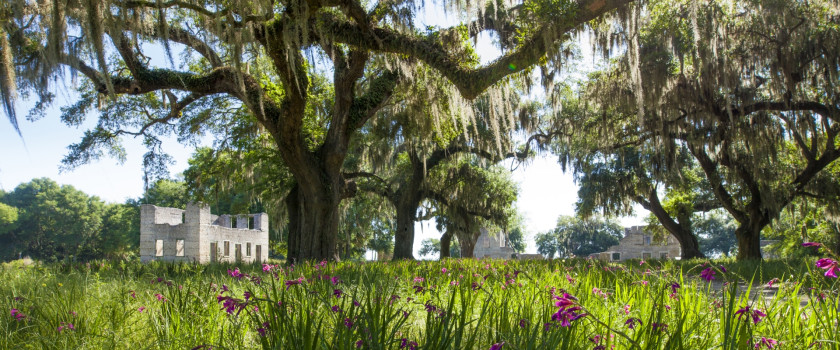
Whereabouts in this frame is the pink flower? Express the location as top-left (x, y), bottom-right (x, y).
top-left (10, 308), bottom-right (26, 321)
top-left (441, 268), bottom-right (448, 274)
top-left (816, 258), bottom-right (839, 278)
top-left (802, 242), bottom-right (821, 248)
top-left (138, 307), bottom-right (146, 313)
top-left (228, 268), bottom-right (244, 280)
top-left (766, 278), bottom-right (780, 287)
top-left (57, 322), bottom-right (75, 333)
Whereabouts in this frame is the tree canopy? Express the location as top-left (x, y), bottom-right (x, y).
top-left (1, 0), bottom-right (634, 261)
top-left (564, 0), bottom-right (840, 260)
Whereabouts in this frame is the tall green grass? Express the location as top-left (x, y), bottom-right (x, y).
top-left (0, 258), bottom-right (837, 349)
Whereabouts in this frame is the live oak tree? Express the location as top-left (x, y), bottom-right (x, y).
top-left (577, 0), bottom-right (840, 260)
top-left (431, 159), bottom-right (518, 258)
top-left (348, 76), bottom-right (523, 259)
top-left (1, 0), bottom-right (633, 261)
top-left (572, 145), bottom-right (718, 259)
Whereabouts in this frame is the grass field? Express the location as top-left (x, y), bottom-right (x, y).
top-left (1, 257), bottom-right (837, 349)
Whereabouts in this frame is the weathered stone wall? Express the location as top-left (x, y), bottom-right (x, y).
top-left (140, 203), bottom-right (269, 264)
top-left (474, 228), bottom-right (517, 259)
top-left (592, 226), bottom-right (681, 261)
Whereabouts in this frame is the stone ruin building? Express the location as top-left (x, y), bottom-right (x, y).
top-left (140, 203), bottom-right (269, 263)
top-left (590, 226), bottom-right (681, 261)
top-left (474, 228), bottom-right (543, 260)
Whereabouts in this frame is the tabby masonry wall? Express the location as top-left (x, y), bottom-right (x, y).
top-left (140, 203), bottom-right (269, 263)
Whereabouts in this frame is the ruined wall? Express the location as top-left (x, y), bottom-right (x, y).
top-left (140, 205), bottom-right (194, 263)
top-left (594, 226), bottom-right (681, 261)
top-left (474, 228), bottom-right (517, 259)
top-left (140, 203), bottom-right (269, 264)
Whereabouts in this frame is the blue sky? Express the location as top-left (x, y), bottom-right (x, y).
top-left (0, 3), bottom-right (647, 256)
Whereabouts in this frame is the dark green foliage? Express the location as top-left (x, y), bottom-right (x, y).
top-left (0, 178), bottom-right (105, 261)
top-left (535, 215), bottom-right (622, 259)
top-left (140, 179), bottom-right (188, 209)
top-left (695, 211), bottom-right (738, 258)
top-left (419, 238), bottom-right (462, 258)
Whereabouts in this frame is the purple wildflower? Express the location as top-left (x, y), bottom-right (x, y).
top-left (700, 267), bottom-right (716, 281)
top-left (652, 322), bottom-right (668, 332)
top-left (228, 268), bottom-right (244, 280)
top-left (285, 277), bottom-right (305, 289)
top-left (802, 242), bottom-right (821, 248)
top-left (816, 258), bottom-right (839, 278)
top-left (10, 309), bottom-right (26, 321)
top-left (719, 265), bottom-right (727, 273)
top-left (57, 322), bottom-right (75, 333)
top-left (344, 317), bottom-right (354, 329)
top-left (551, 306), bottom-right (586, 327)
top-left (333, 289), bottom-right (343, 298)
top-left (753, 337), bottom-right (778, 349)
top-left (138, 306), bottom-right (146, 313)
top-left (399, 338), bottom-right (418, 349)
top-left (257, 328), bottom-right (267, 337)
top-left (355, 340), bottom-right (363, 348)
top-left (735, 306), bottom-right (766, 324)
top-left (489, 342), bottom-right (505, 350)
top-left (625, 317), bottom-right (642, 329)
top-left (331, 305), bottom-right (341, 313)
top-left (519, 319), bottom-right (529, 328)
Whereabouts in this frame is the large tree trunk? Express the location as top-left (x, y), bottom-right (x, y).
top-left (392, 196), bottom-right (422, 260)
top-left (392, 154), bottom-right (427, 260)
top-left (735, 223), bottom-right (763, 260)
top-left (285, 178), bottom-right (342, 263)
top-left (440, 230), bottom-right (453, 259)
top-left (458, 231), bottom-right (477, 258)
top-left (672, 231), bottom-right (704, 259)
top-left (642, 190), bottom-right (706, 260)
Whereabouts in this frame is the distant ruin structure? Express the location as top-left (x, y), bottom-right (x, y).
top-left (140, 203), bottom-right (269, 263)
top-left (474, 228), bottom-right (543, 260)
top-left (590, 226), bottom-right (681, 261)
